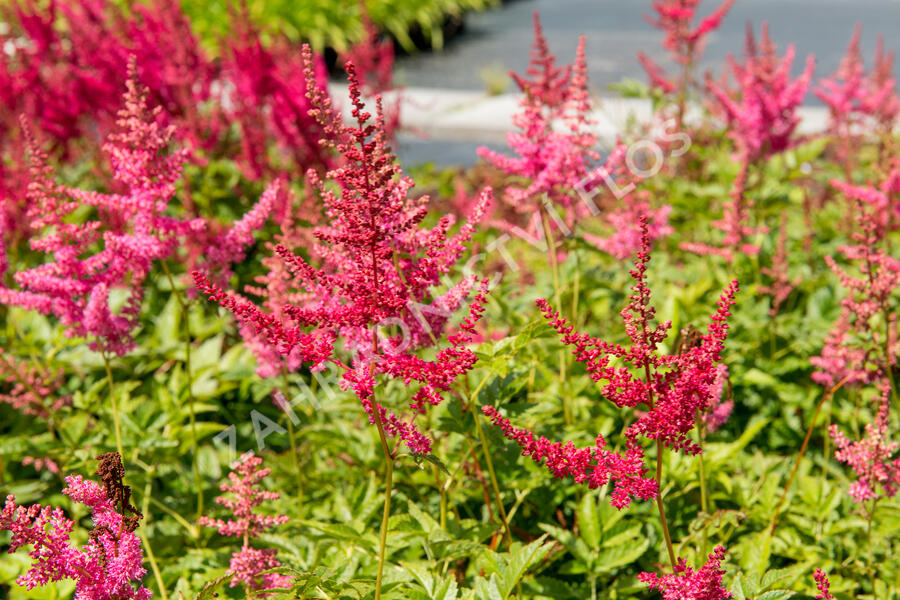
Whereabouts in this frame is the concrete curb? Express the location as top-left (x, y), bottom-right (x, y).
top-left (330, 83), bottom-right (831, 147)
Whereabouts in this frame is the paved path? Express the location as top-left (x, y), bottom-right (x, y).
top-left (396, 0), bottom-right (900, 93)
top-left (383, 0), bottom-right (900, 165)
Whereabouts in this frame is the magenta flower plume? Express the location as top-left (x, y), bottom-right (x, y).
top-left (342, 3), bottom-right (400, 137)
top-left (0, 60), bottom-right (204, 355)
top-left (639, 0), bottom-right (736, 95)
top-left (509, 11), bottom-right (572, 113)
top-left (198, 451), bottom-right (290, 538)
top-left (478, 14), bottom-right (601, 243)
top-left (813, 568), bottom-right (835, 599)
top-left (0, 454), bottom-right (151, 600)
top-left (706, 22), bottom-right (815, 161)
top-left (199, 451), bottom-right (291, 592)
top-left (811, 183), bottom-right (900, 388)
top-left (583, 187), bottom-right (673, 260)
top-left (195, 46), bottom-right (491, 454)
top-left (703, 363), bottom-right (732, 433)
top-left (758, 215), bottom-right (801, 316)
top-left (816, 26), bottom-right (900, 144)
top-left (0, 351), bottom-right (71, 419)
top-left (680, 151), bottom-right (766, 261)
top-left (638, 546), bottom-right (732, 600)
top-left (484, 218), bottom-right (738, 507)
top-left (830, 384), bottom-right (900, 504)
top-left (480, 405), bottom-right (657, 509)
top-left (222, 5), bottom-right (331, 179)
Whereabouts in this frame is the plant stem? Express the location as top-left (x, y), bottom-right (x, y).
top-left (468, 377), bottom-right (514, 548)
top-left (770, 376), bottom-right (851, 534)
top-left (655, 440), bottom-right (677, 567)
top-left (101, 353), bottom-right (125, 461)
top-left (280, 372), bottom-right (304, 520)
top-left (372, 404), bottom-right (394, 600)
top-left (140, 479), bottom-right (170, 600)
top-left (868, 497), bottom-right (879, 598)
top-left (435, 463), bottom-right (448, 532)
top-left (159, 260), bottom-right (202, 517)
top-left (539, 202), bottom-right (571, 426)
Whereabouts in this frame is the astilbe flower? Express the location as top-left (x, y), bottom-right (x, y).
top-left (0, 0), bottom-right (220, 249)
top-left (679, 150), bottom-right (767, 261)
top-left (480, 406), bottom-right (657, 509)
top-left (0, 351), bottom-right (71, 419)
top-left (816, 27), bottom-right (900, 152)
top-left (484, 218), bottom-right (739, 507)
top-left (199, 452), bottom-right (291, 593)
top-left (0, 453), bottom-right (151, 600)
top-left (813, 568), bottom-right (835, 600)
top-left (758, 215), bottom-right (800, 316)
top-left (703, 363), bottom-right (732, 433)
top-left (706, 23), bottom-right (815, 162)
top-left (509, 11), bottom-right (572, 115)
top-left (830, 384), bottom-right (900, 504)
top-left (195, 47), bottom-right (491, 454)
top-left (639, 0), bottom-right (736, 115)
top-left (0, 63), bottom-right (205, 355)
top-left (478, 13), bottom-right (601, 243)
top-left (638, 546), bottom-right (732, 600)
top-left (221, 4), bottom-right (331, 180)
top-left (22, 456), bottom-right (60, 474)
top-left (582, 186), bottom-right (674, 260)
top-left (342, 3), bottom-right (400, 138)
top-left (811, 185), bottom-right (900, 388)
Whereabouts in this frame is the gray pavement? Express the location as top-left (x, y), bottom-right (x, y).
top-left (396, 0), bottom-right (900, 93)
top-left (389, 0), bottom-right (900, 166)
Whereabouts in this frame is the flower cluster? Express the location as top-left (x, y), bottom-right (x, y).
top-left (222, 4), bottom-right (331, 179)
top-left (680, 149), bottom-right (766, 261)
top-left (195, 46), bottom-right (490, 454)
top-left (484, 218), bottom-right (738, 507)
top-left (199, 451), bottom-right (291, 592)
top-left (638, 546), bottom-right (732, 600)
top-left (830, 385), bottom-right (900, 504)
top-left (0, 62), bottom-right (204, 355)
top-left (816, 26), bottom-right (900, 143)
top-left (813, 568), bottom-right (835, 600)
top-left (639, 0), bottom-right (736, 100)
top-left (0, 453), bottom-right (151, 600)
top-left (478, 12), bottom-right (600, 243)
top-left (0, 351), bottom-right (70, 419)
top-left (480, 405), bottom-right (657, 509)
top-left (811, 177), bottom-right (900, 388)
top-left (706, 22), bottom-right (815, 161)
top-left (758, 215), bottom-right (800, 316)
top-left (0, 0), bottom-right (333, 254)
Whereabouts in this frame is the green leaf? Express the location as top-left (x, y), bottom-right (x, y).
top-left (577, 492), bottom-right (601, 549)
top-left (194, 574), bottom-right (229, 600)
top-left (754, 592), bottom-right (796, 600)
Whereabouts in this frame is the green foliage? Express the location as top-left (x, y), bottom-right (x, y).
top-left (180, 0), bottom-right (497, 52)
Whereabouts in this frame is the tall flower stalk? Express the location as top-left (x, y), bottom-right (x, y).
top-left (483, 217), bottom-right (738, 567)
top-left (194, 46), bottom-right (491, 599)
top-left (199, 451), bottom-right (292, 595)
top-left (640, 0), bottom-right (736, 128)
top-left (0, 452), bottom-right (154, 600)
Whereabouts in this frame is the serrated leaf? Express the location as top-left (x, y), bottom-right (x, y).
top-left (577, 492), bottom-right (601, 549)
top-left (194, 574), bottom-right (229, 600)
top-left (755, 591), bottom-right (796, 600)
top-left (497, 536), bottom-right (552, 598)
